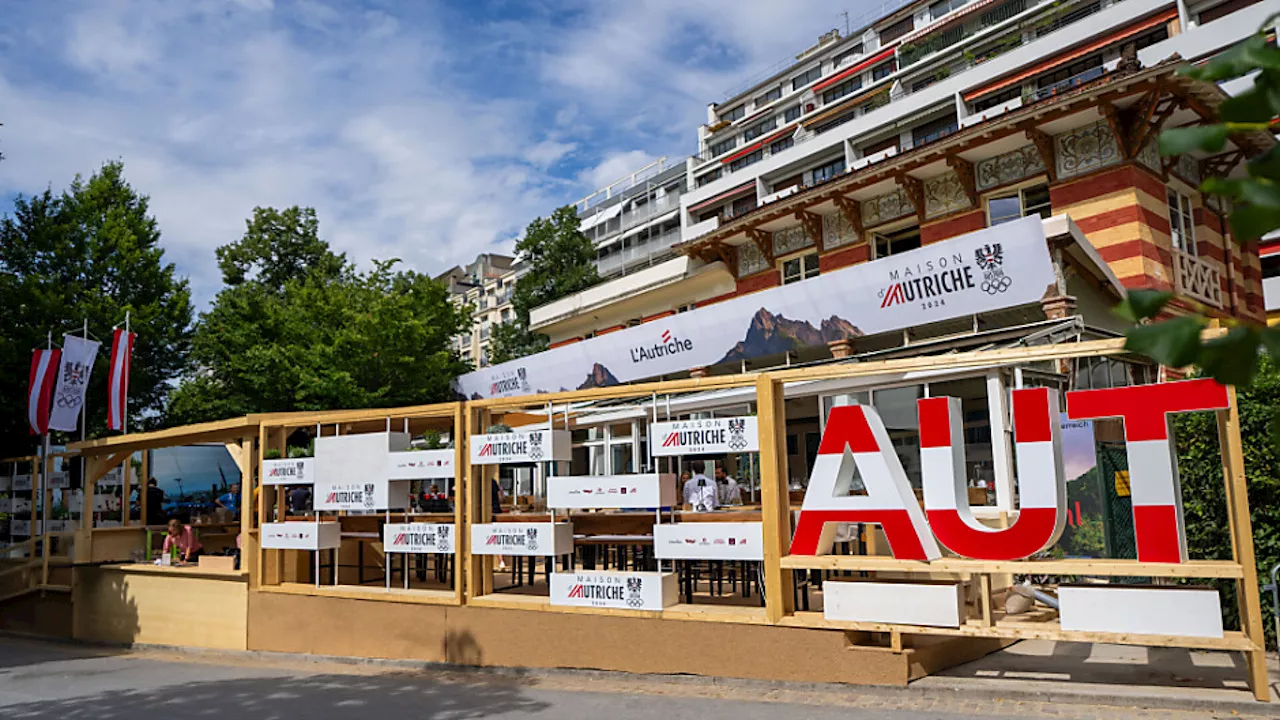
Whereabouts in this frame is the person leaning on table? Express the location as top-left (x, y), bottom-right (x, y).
top-left (162, 517), bottom-right (203, 563)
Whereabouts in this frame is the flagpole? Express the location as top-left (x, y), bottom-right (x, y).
top-left (123, 311), bottom-right (130, 435)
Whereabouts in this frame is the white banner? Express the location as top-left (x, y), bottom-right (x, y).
top-left (314, 432), bottom-right (411, 511)
top-left (382, 523), bottom-right (455, 554)
top-left (457, 217), bottom-right (1055, 399)
top-left (98, 465), bottom-right (134, 487)
top-left (262, 458), bottom-right (315, 486)
top-left (653, 522), bottom-right (764, 561)
top-left (547, 474), bottom-right (676, 509)
top-left (11, 498), bottom-right (31, 514)
top-left (650, 417), bottom-right (759, 456)
top-left (49, 334), bottom-right (100, 432)
top-left (48, 472), bottom-right (70, 489)
top-left (469, 430), bottom-right (571, 465)
top-left (260, 521), bottom-right (341, 550)
top-left (11, 520), bottom-right (31, 536)
top-left (12, 474), bottom-right (32, 491)
top-left (470, 522), bottom-right (574, 556)
top-left (387, 450), bottom-right (454, 480)
top-left (550, 570), bottom-right (678, 610)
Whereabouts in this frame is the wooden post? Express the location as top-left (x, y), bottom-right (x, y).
top-left (238, 434), bottom-right (257, 585)
top-left (139, 450), bottom-right (150, 526)
top-left (756, 375), bottom-right (795, 622)
top-left (1216, 389), bottom-right (1270, 702)
top-left (452, 404), bottom-right (467, 605)
top-left (40, 452), bottom-right (51, 587)
top-left (464, 407), bottom-right (489, 600)
top-left (261, 426), bottom-right (286, 586)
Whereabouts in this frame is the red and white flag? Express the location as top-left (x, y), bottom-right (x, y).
top-left (108, 328), bottom-right (136, 431)
top-left (27, 349), bottom-right (61, 435)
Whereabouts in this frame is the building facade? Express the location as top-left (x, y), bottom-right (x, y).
top-left (438, 253), bottom-right (524, 368)
top-left (575, 157), bottom-right (688, 282)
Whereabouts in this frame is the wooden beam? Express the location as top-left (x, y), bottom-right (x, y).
top-left (946, 156), bottom-right (978, 207)
top-left (452, 403), bottom-right (467, 606)
top-left (833, 196), bottom-right (863, 241)
top-left (1100, 102), bottom-right (1128, 158)
top-left (897, 174), bottom-right (924, 218)
top-left (795, 210), bottom-right (824, 247)
top-left (707, 241), bottom-right (737, 270)
top-left (746, 228), bottom-right (774, 264)
top-left (756, 375), bottom-right (794, 623)
top-left (1026, 127), bottom-right (1057, 182)
top-left (237, 435), bottom-right (257, 588)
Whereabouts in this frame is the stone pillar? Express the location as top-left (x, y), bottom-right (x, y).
top-left (827, 338), bottom-right (856, 359)
top-left (689, 367), bottom-right (709, 378)
top-left (1041, 295), bottom-right (1078, 321)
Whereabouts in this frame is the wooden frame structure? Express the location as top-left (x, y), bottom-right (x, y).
top-left (38, 336), bottom-right (1269, 701)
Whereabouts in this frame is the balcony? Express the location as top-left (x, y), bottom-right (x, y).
top-left (587, 193), bottom-right (681, 242)
top-left (1025, 65), bottom-right (1107, 104)
top-left (1173, 250), bottom-right (1224, 310)
top-left (597, 230), bottom-right (682, 278)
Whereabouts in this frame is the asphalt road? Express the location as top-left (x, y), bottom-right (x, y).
top-left (0, 635), bottom-right (1255, 719)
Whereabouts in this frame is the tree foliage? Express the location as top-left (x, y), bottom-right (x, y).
top-left (167, 207), bottom-right (470, 424)
top-left (489, 205), bottom-right (598, 364)
top-left (1174, 355), bottom-right (1280, 649)
top-left (1119, 24), bottom-right (1280, 390)
top-left (0, 161), bottom-right (193, 454)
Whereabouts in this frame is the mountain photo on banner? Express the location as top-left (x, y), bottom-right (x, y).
top-left (489, 206), bottom-right (599, 364)
top-left (0, 161), bottom-right (194, 456)
top-left (166, 206), bottom-right (471, 425)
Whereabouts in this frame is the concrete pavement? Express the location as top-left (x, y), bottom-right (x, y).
top-left (0, 634), bottom-right (1276, 719)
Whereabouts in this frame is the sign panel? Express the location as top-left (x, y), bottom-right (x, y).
top-left (10, 520), bottom-right (31, 536)
top-left (1058, 586), bottom-right (1223, 638)
top-left (824, 581), bottom-right (966, 628)
top-left (547, 474), bottom-right (676, 509)
top-left (262, 458), bottom-right (315, 486)
top-left (469, 430), bottom-right (571, 465)
top-left (314, 432), bottom-right (411, 511)
top-left (260, 521), bottom-right (341, 550)
top-left (48, 472), bottom-right (71, 489)
top-left (98, 466), bottom-right (132, 487)
top-left (653, 522), bottom-right (764, 561)
top-left (457, 217), bottom-right (1056, 399)
top-left (470, 522), bottom-right (574, 556)
top-left (550, 570), bottom-right (678, 610)
top-left (12, 474), bottom-right (32, 491)
top-left (12, 498), bottom-right (31, 514)
top-left (0, 498), bottom-right (9, 513)
top-left (382, 522), bottom-right (455, 554)
top-left (650, 417), bottom-right (759, 456)
top-left (0, 475), bottom-right (10, 491)
top-left (387, 450), bottom-right (454, 480)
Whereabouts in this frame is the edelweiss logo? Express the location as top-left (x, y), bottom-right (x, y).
top-left (630, 329), bottom-right (693, 364)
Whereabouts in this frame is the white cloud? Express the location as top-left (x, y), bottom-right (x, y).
top-left (580, 150), bottom-right (661, 193)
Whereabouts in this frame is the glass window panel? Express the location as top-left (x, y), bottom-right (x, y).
top-left (988, 194), bottom-right (1022, 225)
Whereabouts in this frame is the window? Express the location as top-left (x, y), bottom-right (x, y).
top-left (792, 66), bottom-right (822, 91)
top-left (912, 113), bottom-right (958, 146)
top-left (721, 105), bottom-right (746, 123)
top-left (810, 157), bottom-right (846, 185)
top-left (879, 16), bottom-right (915, 44)
top-left (862, 137), bottom-right (899, 157)
top-left (770, 136), bottom-right (795, 154)
top-left (1200, 0), bottom-right (1264, 25)
top-left (782, 252), bottom-right (820, 284)
top-left (1036, 54), bottom-right (1102, 90)
top-left (911, 76), bottom-right (938, 93)
top-left (930, 0), bottom-right (970, 18)
top-left (783, 105), bottom-right (803, 122)
top-left (872, 61), bottom-right (897, 81)
top-left (697, 208), bottom-right (721, 223)
top-left (709, 137), bottom-right (736, 157)
top-left (729, 149), bottom-right (763, 172)
top-left (743, 117), bottom-right (776, 141)
top-left (696, 168), bottom-right (722, 187)
top-left (834, 44), bottom-right (864, 66)
top-left (755, 86), bottom-right (782, 106)
top-left (731, 195), bottom-right (757, 218)
top-left (1168, 188), bottom-right (1196, 254)
top-left (677, 303), bottom-right (696, 313)
top-left (972, 86), bottom-right (1021, 113)
top-left (774, 174), bottom-right (803, 192)
top-left (873, 228), bottom-right (922, 259)
top-left (1132, 26), bottom-right (1169, 51)
top-left (986, 183), bottom-right (1051, 225)
top-left (822, 76), bottom-right (863, 104)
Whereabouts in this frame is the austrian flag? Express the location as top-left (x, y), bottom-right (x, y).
top-left (108, 328), bottom-right (136, 431)
top-left (27, 349), bottom-right (61, 435)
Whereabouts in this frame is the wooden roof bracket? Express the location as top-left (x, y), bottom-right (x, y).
top-left (795, 210), bottom-right (824, 247)
top-left (946, 156), bottom-right (978, 207)
top-left (1024, 126), bottom-right (1057, 182)
top-left (833, 196), bottom-right (864, 242)
top-left (746, 228), bottom-right (774, 264)
top-left (897, 174), bottom-right (924, 218)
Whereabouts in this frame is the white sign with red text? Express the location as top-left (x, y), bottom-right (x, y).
top-left (550, 570), bottom-right (678, 610)
top-left (263, 458), bottom-right (315, 486)
top-left (382, 523), bottom-right (455, 554)
top-left (469, 430), bottom-right (571, 465)
top-left (261, 521), bottom-right (341, 550)
top-left (547, 474), bottom-right (676, 509)
top-left (649, 417), bottom-right (759, 456)
top-left (387, 450), bottom-right (454, 480)
top-left (470, 522), bottom-right (574, 556)
top-left (653, 522), bottom-right (763, 561)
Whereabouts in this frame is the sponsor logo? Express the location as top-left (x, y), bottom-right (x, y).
top-left (325, 489), bottom-right (364, 505)
top-left (878, 251), bottom-right (979, 310)
top-left (478, 440), bottom-right (529, 457)
top-left (485, 533), bottom-right (527, 547)
top-left (630, 329), bottom-right (693, 364)
top-left (392, 532), bottom-right (437, 548)
top-left (566, 582), bottom-right (627, 601)
top-left (662, 428), bottom-right (727, 448)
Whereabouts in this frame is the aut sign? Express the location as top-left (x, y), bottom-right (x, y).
top-left (792, 379), bottom-right (1229, 563)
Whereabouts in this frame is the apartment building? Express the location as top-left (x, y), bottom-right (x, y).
top-left (575, 157), bottom-right (688, 281)
top-left (437, 253), bottom-right (524, 368)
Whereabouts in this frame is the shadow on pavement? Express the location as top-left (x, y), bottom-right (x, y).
top-left (0, 635), bottom-right (124, 670)
top-left (1, 669), bottom-right (551, 720)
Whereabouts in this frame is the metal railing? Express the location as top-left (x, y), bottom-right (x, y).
top-left (595, 230), bottom-right (682, 278)
top-left (574, 157), bottom-right (677, 213)
top-left (1025, 65), bottom-right (1107, 103)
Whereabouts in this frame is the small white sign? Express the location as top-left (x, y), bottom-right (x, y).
top-left (650, 417), bottom-right (759, 456)
top-left (387, 450), bottom-right (454, 480)
top-left (547, 474), bottom-right (676, 509)
top-left (1059, 586), bottom-right (1224, 638)
top-left (824, 581), bottom-right (965, 628)
top-left (470, 430), bottom-right (572, 465)
top-left (653, 522), bottom-right (764, 561)
top-left (382, 522), bottom-right (455, 554)
top-left (550, 570), bottom-right (678, 610)
top-left (314, 432), bottom-right (412, 511)
top-left (98, 466), bottom-right (133, 487)
top-left (12, 498), bottom-right (31, 514)
top-left (47, 519), bottom-right (78, 533)
top-left (10, 519), bottom-right (31, 536)
top-left (260, 521), bottom-right (342, 550)
top-left (262, 458), bottom-right (315, 486)
top-left (48, 472), bottom-right (71, 489)
top-left (470, 522), bottom-right (574, 556)
top-left (12, 474), bottom-right (32, 491)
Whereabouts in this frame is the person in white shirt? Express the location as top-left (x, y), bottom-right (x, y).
top-left (682, 461), bottom-right (719, 512)
top-left (715, 466), bottom-right (741, 505)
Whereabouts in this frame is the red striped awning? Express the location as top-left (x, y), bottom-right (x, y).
top-left (964, 8), bottom-right (1178, 102)
top-left (688, 182), bottom-right (757, 214)
top-left (898, 0), bottom-right (1000, 46)
top-left (720, 140), bottom-right (764, 165)
top-left (812, 46), bottom-right (897, 93)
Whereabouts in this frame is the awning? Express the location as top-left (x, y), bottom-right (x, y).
top-left (898, 0), bottom-right (1000, 46)
top-left (812, 46), bottom-right (897, 93)
top-left (688, 182), bottom-right (757, 214)
top-left (964, 8), bottom-right (1177, 102)
top-left (581, 202), bottom-right (624, 231)
top-left (721, 140), bottom-right (765, 165)
top-left (802, 86), bottom-right (891, 129)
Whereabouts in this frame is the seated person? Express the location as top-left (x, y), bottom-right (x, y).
top-left (162, 518), bottom-right (203, 563)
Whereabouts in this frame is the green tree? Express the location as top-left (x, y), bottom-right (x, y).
top-left (167, 207), bottom-right (470, 424)
top-left (1119, 23), bottom-right (1280, 389)
top-left (489, 205), bottom-right (598, 364)
top-left (0, 161), bottom-right (194, 455)
top-left (1173, 355), bottom-right (1280, 649)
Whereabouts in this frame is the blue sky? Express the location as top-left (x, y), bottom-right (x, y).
top-left (0, 0), bottom-right (859, 305)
